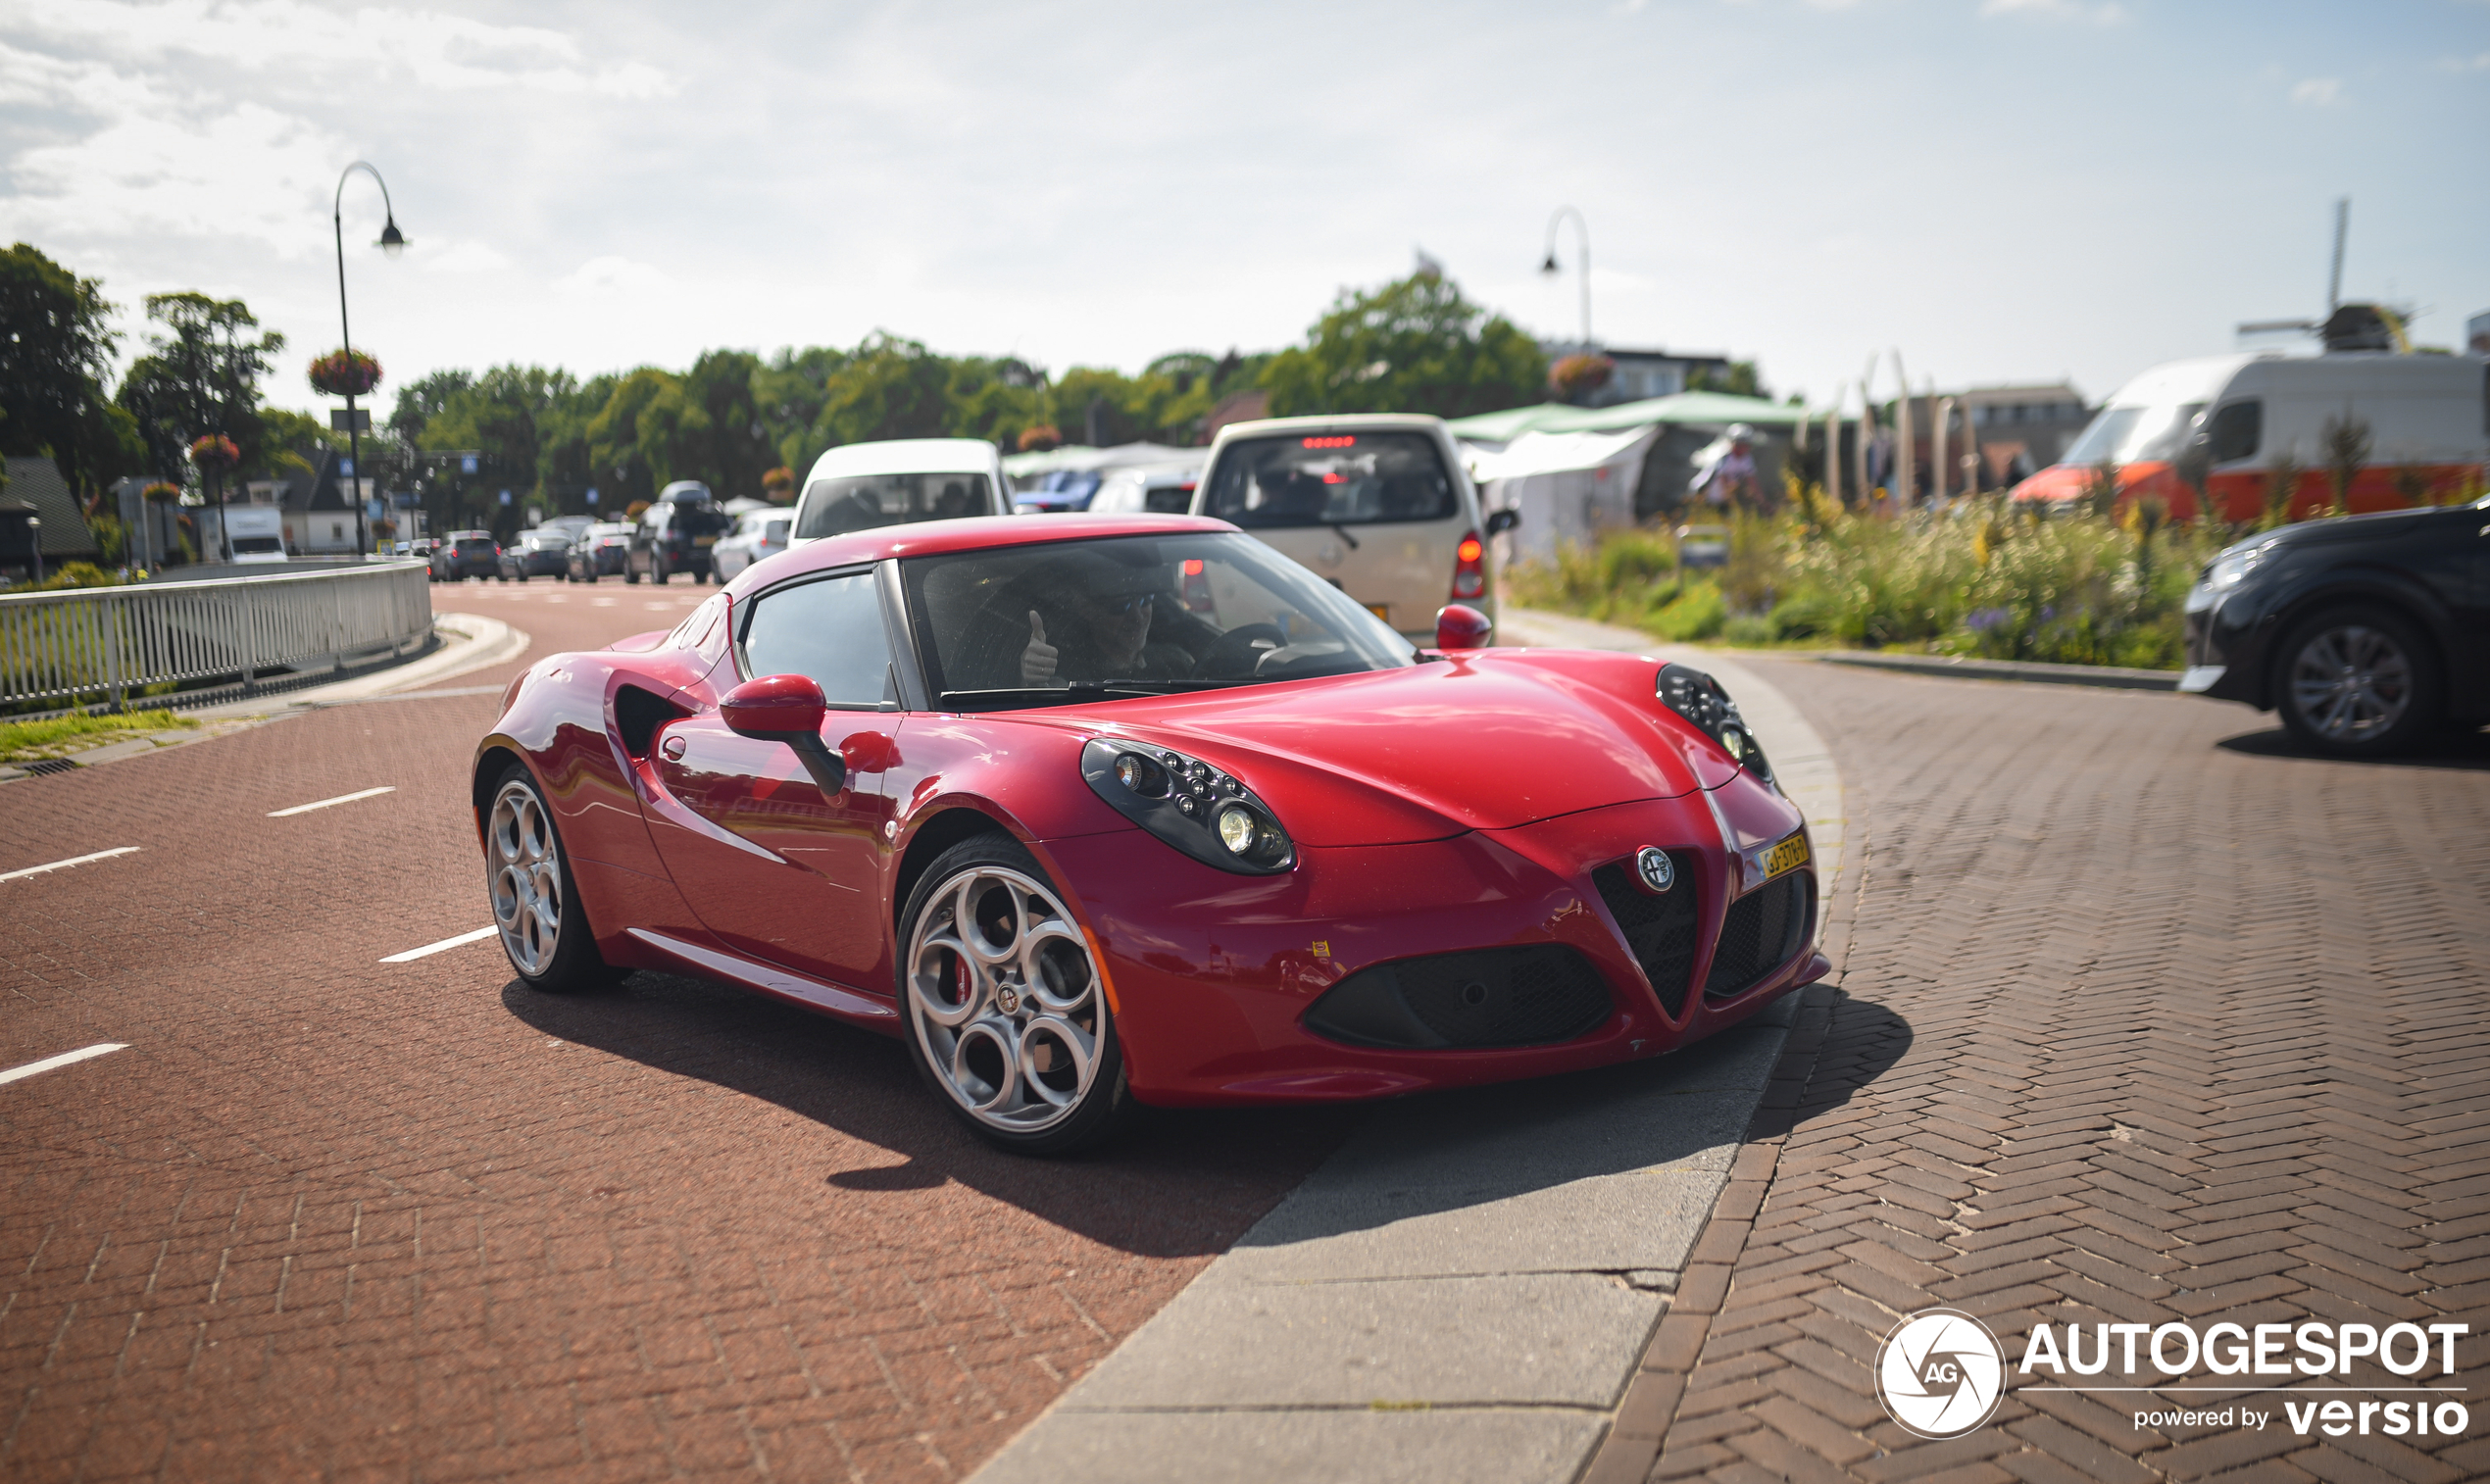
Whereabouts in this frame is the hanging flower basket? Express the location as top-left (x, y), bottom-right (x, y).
top-left (1018, 423), bottom-right (1063, 453)
top-left (309, 349), bottom-right (383, 398)
top-left (1550, 353), bottom-right (1616, 401)
top-left (187, 434), bottom-right (240, 472)
top-left (142, 480), bottom-right (182, 504)
top-left (762, 466), bottom-right (795, 498)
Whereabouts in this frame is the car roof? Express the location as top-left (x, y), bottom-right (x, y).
top-left (1215, 413), bottom-right (1450, 439)
top-left (731, 513), bottom-right (1240, 589)
top-left (802, 438), bottom-right (1002, 480)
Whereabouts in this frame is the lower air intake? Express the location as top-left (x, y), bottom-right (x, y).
top-left (1703, 871), bottom-right (1814, 1000)
top-left (1304, 945), bottom-right (1613, 1051)
top-left (1591, 855), bottom-right (1702, 1016)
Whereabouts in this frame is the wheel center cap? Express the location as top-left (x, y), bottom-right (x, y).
top-left (997, 986), bottom-right (1021, 1014)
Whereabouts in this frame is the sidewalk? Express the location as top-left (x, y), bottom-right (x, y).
top-left (971, 611), bottom-right (1847, 1484)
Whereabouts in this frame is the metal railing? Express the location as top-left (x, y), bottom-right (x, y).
top-left (0, 562), bottom-right (434, 712)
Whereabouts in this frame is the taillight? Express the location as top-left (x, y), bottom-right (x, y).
top-left (1452, 531), bottom-right (1486, 600)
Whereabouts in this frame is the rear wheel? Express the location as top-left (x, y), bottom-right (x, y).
top-left (898, 834), bottom-right (1137, 1156)
top-left (2275, 605), bottom-right (2441, 756)
top-left (484, 763), bottom-right (619, 992)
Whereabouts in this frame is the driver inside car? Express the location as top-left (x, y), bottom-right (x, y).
top-left (1020, 554), bottom-right (1197, 686)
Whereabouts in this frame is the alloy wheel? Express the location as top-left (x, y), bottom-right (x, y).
top-left (906, 865), bottom-right (1103, 1133)
top-left (2287, 623), bottom-right (2412, 743)
top-left (487, 778), bottom-right (564, 974)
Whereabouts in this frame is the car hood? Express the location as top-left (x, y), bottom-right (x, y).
top-left (1008, 650), bottom-right (1723, 847)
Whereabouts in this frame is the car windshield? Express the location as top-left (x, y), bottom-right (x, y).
top-left (1204, 431), bottom-right (1457, 527)
top-left (901, 531), bottom-right (1418, 710)
top-left (798, 472), bottom-right (993, 538)
top-left (2060, 402), bottom-right (2206, 467)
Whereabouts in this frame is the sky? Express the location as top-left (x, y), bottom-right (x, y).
top-left (3, 0), bottom-right (2484, 423)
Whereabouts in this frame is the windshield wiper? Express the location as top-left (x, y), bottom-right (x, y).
top-left (936, 680), bottom-right (1249, 710)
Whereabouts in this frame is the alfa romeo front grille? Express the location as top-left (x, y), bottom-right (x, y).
top-left (1703, 872), bottom-right (1814, 1001)
top-left (1303, 945), bottom-right (1613, 1051)
top-left (1591, 855), bottom-right (1701, 1016)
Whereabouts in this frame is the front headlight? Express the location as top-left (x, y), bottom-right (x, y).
top-left (1657, 662), bottom-right (1773, 785)
top-left (1081, 737), bottom-right (1294, 874)
top-left (2202, 545), bottom-right (2270, 592)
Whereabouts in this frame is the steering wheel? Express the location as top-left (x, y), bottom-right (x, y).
top-left (1193, 623), bottom-right (1289, 679)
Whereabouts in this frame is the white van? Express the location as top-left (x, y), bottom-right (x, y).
top-left (2012, 352), bottom-right (2488, 521)
top-left (1188, 414), bottom-right (1517, 641)
top-left (209, 505), bottom-right (288, 564)
top-left (789, 438), bottom-right (1015, 545)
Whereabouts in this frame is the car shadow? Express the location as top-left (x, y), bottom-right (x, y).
top-left (500, 969), bottom-right (1367, 1259)
top-left (2216, 723), bottom-right (2490, 771)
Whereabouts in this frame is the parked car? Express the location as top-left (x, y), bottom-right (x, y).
top-left (626, 481), bottom-right (732, 584)
top-left (790, 438), bottom-right (1014, 546)
top-left (2181, 492), bottom-right (2490, 755)
top-left (473, 513), bottom-right (1821, 1153)
top-left (1083, 463), bottom-right (1200, 517)
top-left (564, 522), bottom-right (634, 582)
top-left (1188, 414), bottom-right (1519, 641)
top-left (496, 528), bottom-right (574, 581)
top-left (539, 514), bottom-right (597, 543)
top-left (430, 530), bottom-right (500, 581)
top-left (2014, 351), bottom-right (2488, 522)
top-left (400, 538), bottom-right (438, 562)
top-left (1016, 467), bottom-right (1103, 513)
top-left (711, 509), bottom-right (793, 582)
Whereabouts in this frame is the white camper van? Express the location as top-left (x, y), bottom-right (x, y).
top-left (2013, 352), bottom-right (2488, 522)
top-left (206, 505), bottom-right (289, 564)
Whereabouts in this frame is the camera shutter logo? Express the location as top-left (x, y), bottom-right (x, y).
top-left (1876, 1309), bottom-right (2006, 1440)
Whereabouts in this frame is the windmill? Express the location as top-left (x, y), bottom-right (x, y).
top-left (2236, 198), bottom-right (2411, 354)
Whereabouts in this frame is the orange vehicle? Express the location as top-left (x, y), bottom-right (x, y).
top-left (2012, 351), bottom-right (2486, 522)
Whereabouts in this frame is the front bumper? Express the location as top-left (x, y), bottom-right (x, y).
top-left (2182, 590), bottom-right (2269, 708)
top-left (1048, 782), bottom-right (1827, 1107)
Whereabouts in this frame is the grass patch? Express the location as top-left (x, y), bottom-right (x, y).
top-left (0, 709), bottom-right (198, 763)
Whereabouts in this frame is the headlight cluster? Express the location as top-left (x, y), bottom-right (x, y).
top-left (1081, 737), bottom-right (1295, 875)
top-left (2201, 544), bottom-right (2271, 592)
top-left (1656, 662), bottom-right (1773, 786)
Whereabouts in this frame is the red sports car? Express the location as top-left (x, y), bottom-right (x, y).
top-left (474, 514), bottom-right (1828, 1154)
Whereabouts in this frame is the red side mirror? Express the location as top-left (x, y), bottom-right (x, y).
top-left (721, 673), bottom-right (826, 741)
top-left (1435, 604), bottom-right (1493, 651)
top-left (720, 673), bottom-right (847, 794)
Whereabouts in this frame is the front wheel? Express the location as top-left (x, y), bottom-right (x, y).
top-left (2275, 605), bottom-right (2442, 756)
top-left (899, 834), bottom-right (1137, 1155)
top-left (483, 763), bottom-right (620, 993)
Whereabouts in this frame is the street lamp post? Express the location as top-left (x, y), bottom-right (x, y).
top-left (334, 161), bottom-right (407, 557)
top-left (1539, 207), bottom-right (1593, 350)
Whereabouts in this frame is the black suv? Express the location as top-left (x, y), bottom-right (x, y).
top-left (429, 530), bottom-right (500, 582)
top-left (2182, 495), bottom-right (2490, 754)
top-left (626, 482), bottom-right (731, 584)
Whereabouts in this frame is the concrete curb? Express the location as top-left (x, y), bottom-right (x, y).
top-left (1815, 649), bottom-right (2180, 691)
top-left (968, 608), bottom-right (1846, 1484)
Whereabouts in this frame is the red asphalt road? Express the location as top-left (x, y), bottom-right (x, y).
top-left (0, 580), bottom-right (1358, 1482)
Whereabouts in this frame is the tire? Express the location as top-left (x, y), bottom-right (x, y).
top-left (898, 833), bottom-right (1138, 1156)
top-left (654, 558), bottom-right (671, 585)
top-left (483, 762), bottom-right (621, 993)
top-left (624, 567), bottom-right (640, 585)
top-left (2274, 605), bottom-right (2442, 757)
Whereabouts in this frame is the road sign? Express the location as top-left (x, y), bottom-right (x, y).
top-left (462, 456), bottom-right (478, 474)
top-left (329, 409), bottom-right (373, 432)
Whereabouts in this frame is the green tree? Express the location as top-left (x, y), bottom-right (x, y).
top-left (584, 368), bottom-right (679, 510)
top-left (1259, 270), bottom-right (1545, 420)
top-left (1686, 361), bottom-right (1768, 399)
top-left (754, 345), bottom-right (849, 472)
top-left (813, 333), bottom-right (952, 448)
top-left (0, 244), bottom-right (145, 494)
top-left (115, 292), bottom-right (285, 483)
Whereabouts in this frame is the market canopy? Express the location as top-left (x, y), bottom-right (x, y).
top-left (1444, 390), bottom-right (1815, 445)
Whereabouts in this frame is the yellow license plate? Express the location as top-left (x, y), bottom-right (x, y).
top-left (694, 535), bottom-right (718, 547)
top-left (1366, 604), bottom-right (1389, 622)
top-left (1762, 833), bottom-right (1810, 879)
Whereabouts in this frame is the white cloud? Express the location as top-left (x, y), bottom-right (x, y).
top-left (554, 256), bottom-right (672, 298)
top-left (1979, 0), bottom-right (2128, 21)
top-left (2441, 51), bottom-right (2490, 72)
top-left (2291, 76), bottom-right (2342, 106)
top-left (419, 240), bottom-right (513, 275)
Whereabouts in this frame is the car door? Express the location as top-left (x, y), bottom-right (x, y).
top-left (642, 568), bottom-right (906, 991)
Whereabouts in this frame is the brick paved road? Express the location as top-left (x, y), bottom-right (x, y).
top-left (1623, 661), bottom-right (2490, 1483)
top-left (0, 583), bottom-right (1352, 1482)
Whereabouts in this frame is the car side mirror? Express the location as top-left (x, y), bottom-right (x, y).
top-left (720, 674), bottom-right (847, 794)
top-left (1435, 604), bottom-right (1494, 651)
top-left (1484, 508), bottom-right (1520, 535)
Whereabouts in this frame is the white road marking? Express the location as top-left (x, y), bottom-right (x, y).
top-left (0, 1043), bottom-right (127, 1086)
top-left (644, 602), bottom-right (672, 611)
top-left (380, 925), bottom-right (499, 964)
top-left (268, 785), bottom-right (396, 817)
top-left (591, 598), bottom-right (618, 607)
top-left (1, 846), bottom-right (141, 883)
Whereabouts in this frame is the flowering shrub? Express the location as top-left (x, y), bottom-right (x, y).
top-left (1549, 353), bottom-right (1615, 401)
top-left (142, 480), bottom-right (181, 504)
top-left (308, 349), bottom-right (383, 398)
top-left (186, 435), bottom-right (239, 472)
top-left (1018, 424), bottom-right (1063, 453)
